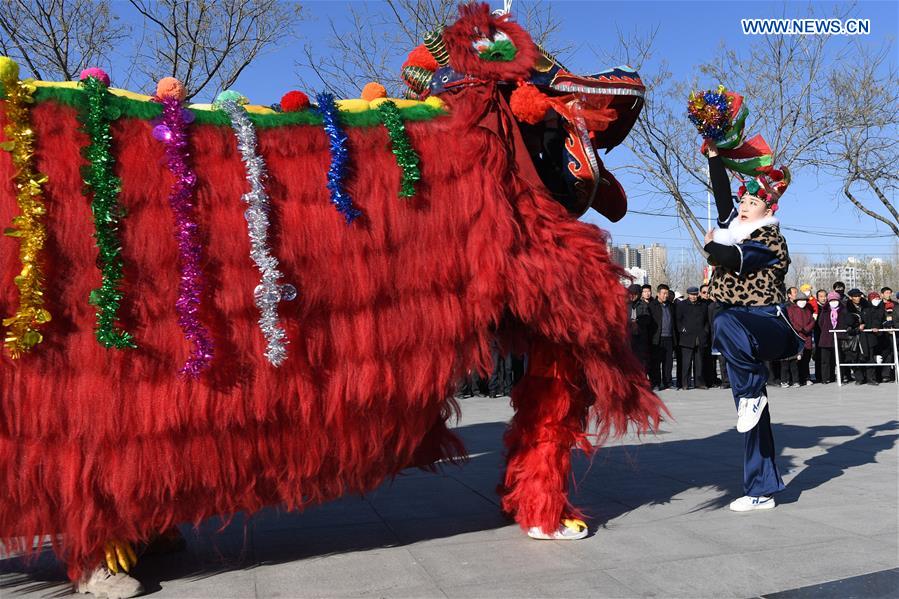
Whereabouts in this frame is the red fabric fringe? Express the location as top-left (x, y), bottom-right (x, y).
top-left (0, 84), bottom-right (664, 578)
top-left (499, 339), bottom-right (592, 533)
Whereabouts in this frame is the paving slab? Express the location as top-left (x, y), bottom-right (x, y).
top-left (2, 383), bottom-right (897, 598)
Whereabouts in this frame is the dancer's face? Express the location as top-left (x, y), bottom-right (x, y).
top-left (737, 195), bottom-right (772, 223)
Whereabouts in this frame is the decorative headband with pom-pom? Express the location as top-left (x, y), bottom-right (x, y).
top-left (737, 167), bottom-right (790, 212)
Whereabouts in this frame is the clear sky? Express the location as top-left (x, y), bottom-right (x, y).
top-left (107, 0), bottom-right (897, 265)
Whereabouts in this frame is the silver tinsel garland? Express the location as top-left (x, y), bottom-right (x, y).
top-left (218, 99), bottom-right (295, 366)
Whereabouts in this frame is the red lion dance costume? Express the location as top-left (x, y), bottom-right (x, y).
top-left (1, 3), bottom-right (665, 585)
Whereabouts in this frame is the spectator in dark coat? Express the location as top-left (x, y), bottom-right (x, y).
top-left (649, 284), bottom-right (677, 390)
top-left (817, 291), bottom-right (856, 384)
top-left (879, 287), bottom-right (895, 382)
top-left (675, 286), bottom-right (709, 389)
top-left (782, 292), bottom-right (815, 386)
top-left (845, 289), bottom-right (872, 384)
top-left (858, 291), bottom-right (887, 385)
top-left (627, 284), bottom-right (649, 371)
top-left (699, 284), bottom-right (717, 385)
top-left (633, 284), bottom-right (654, 374)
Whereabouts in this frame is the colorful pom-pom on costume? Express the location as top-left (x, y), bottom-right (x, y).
top-left (280, 90), bottom-right (309, 112)
top-left (510, 82), bottom-right (551, 125)
top-left (0, 3), bottom-right (663, 583)
top-left (361, 82), bottom-right (387, 102)
top-left (214, 89), bottom-right (248, 107)
top-left (79, 67), bottom-right (110, 87)
top-left (156, 76), bottom-right (187, 101)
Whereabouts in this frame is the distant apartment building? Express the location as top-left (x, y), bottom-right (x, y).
top-left (807, 257), bottom-right (888, 291)
top-left (608, 241), bottom-right (667, 286)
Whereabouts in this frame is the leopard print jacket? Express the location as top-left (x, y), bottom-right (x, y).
top-left (709, 225), bottom-right (789, 306)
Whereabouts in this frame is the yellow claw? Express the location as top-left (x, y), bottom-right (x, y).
top-left (125, 542), bottom-right (138, 568)
top-left (104, 542), bottom-right (119, 573)
top-left (104, 539), bottom-right (137, 573)
top-left (563, 518), bottom-right (587, 532)
top-left (114, 541), bottom-right (130, 572)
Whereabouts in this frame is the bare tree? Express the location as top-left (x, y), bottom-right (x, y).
top-left (699, 26), bottom-right (836, 170)
top-left (600, 3), bottom-right (890, 258)
top-left (128, 0), bottom-right (302, 101)
top-left (0, 0), bottom-right (128, 80)
top-left (599, 27), bottom-right (710, 255)
top-left (813, 42), bottom-right (899, 237)
top-left (298, 0), bottom-right (568, 98)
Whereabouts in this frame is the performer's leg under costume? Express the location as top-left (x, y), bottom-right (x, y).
top-left (499, 339), bottom-right (591, 533)
top-left (714, 306), bottom-right (801, 497)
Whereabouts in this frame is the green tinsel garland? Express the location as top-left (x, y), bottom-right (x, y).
top-left (80, 76), bottom-right (135, 349)
top-left (377, 100), bottom-right (421, 198)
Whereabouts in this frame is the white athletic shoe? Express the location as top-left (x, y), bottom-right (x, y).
top-left (729, 495), bottom-right (776, 512)
top-left (527, 518), bottom-right (589, 540)
top-left (736, 396), bottom-right (768, 433)
top-left (76, 566), bottom-right (144, 598)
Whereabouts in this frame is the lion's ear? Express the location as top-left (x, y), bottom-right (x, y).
top-left (442, 3), bottom-right (538, 81)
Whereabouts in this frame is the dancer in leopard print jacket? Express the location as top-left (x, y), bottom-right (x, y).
top-left (703, 140), bottom-right (804, 513)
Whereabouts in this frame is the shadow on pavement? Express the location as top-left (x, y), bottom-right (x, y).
top-left (2, 419), bottom-right (896, 596)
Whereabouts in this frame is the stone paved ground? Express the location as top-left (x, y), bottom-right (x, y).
top-left (3, 383), bottom-right (897, 598)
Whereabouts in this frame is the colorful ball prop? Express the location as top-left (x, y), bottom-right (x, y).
top-left (361, 82), bottom-right (387, 102)
top-left (156, 77), bottom-right (187, 101)
top-left (687, 85), bottom-right (733, 142)
top-left (280, 90), bottom-right (310, 112)
top-left (80, 67), bottom-right (110, 87)
top-left (214, 89), bottom-right (247, 106)
top-left (510, 82), bottom-right (551, 125)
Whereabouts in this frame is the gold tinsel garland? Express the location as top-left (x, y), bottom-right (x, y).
top-left (1, 57), bottom-right (51, 358)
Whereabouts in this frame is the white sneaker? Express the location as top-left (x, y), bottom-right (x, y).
top-left (780, 382), bottom-right (789, 388)
top-left (76, 566), bottom-right (144, 598)
top-left (729, 495), bottom-right (776, 512)
top-left (736, 395), bottom-right (767, 433)
top-left (527, 519), bottom-right (589, 540)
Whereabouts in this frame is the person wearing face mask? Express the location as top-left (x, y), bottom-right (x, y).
top-left (812, 289), bottom-right (828, 382)
top-left (833, 281), bottom-right (847, 303)
top-left (844, 289), bottom-right (871, 384)
top-left (861, 291), bottom-right (887, 385)
top-left (783, 292), bottom-right (815, 386)
top-left (816, 291), bottom-right (856, 384)
top-left (702, 140), bottom-right (803, 512)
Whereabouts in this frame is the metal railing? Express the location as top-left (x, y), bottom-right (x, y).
top-left (830, 328), bottom-right (899, 387)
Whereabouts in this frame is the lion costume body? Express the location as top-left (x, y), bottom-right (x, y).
top-left (1, 4), bottom-right (664, 579)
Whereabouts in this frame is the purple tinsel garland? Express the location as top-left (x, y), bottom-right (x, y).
top-left (153, 99), bottom-right (214, 377)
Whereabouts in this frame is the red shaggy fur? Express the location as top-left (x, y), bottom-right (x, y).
top-left (443, 2), bottom-right (538, 81)
top-left (0, 81), bottom-right (664, 578)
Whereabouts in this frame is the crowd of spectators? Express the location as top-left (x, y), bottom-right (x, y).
top-left (628, 281), bottom-right (897, 390)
